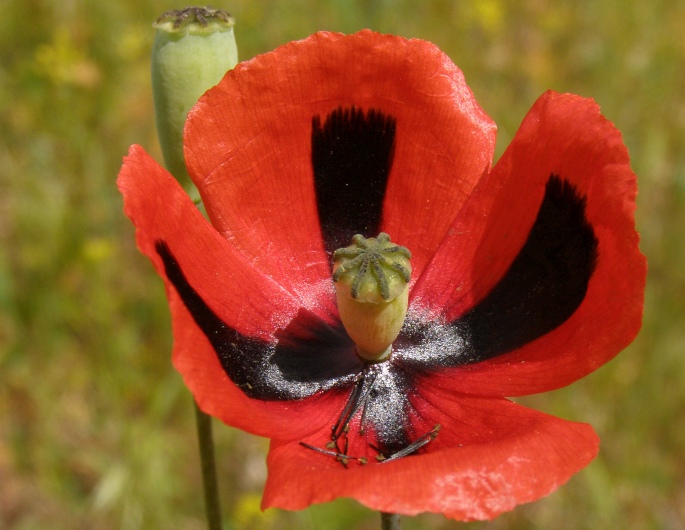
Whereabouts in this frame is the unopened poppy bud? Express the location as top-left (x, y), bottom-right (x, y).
top-left (333, 233), bottom-right (412, 362)
top-left (151, 7), bottom-right (238, 185)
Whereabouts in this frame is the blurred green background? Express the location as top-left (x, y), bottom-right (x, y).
top-left (1, 0), bottom-right (683, 528)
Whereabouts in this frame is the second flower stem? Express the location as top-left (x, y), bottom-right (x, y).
top-left (381, 512), bottom-right (401, 530)
top-left (195, 399), bottom-right (222, 530)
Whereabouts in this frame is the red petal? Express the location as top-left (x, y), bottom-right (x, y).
top-left (184, 30), bottom-right (496, 287)
top-left (262, 389), bottom-right (597, 520)
top-left (412, 91), bottom-right (646, 395)
top-left (118, 145), bottom-right (345, 438)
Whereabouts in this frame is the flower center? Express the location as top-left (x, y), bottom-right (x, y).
top-left (332, 233), bottom-right (412, 361)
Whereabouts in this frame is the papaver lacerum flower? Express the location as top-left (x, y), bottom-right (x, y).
top-left (118, 31), bottom-right (646, 521)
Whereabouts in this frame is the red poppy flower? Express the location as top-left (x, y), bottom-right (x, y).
top-left (118, 31), bottom-right (645, 521)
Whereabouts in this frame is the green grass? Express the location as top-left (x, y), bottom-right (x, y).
top-left (1, 0), bottom-right (683, 528)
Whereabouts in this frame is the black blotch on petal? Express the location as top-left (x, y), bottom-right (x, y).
top-left (155, 242), bottom-right (361, 400)
top-left (272, 308), bottom-right (363, 383)
top-left (312, 106), bottom-right (396, 255)
top-left (396, 175), bottom-right (599, 370)
top-left (456, 175), bottom-right (599, 361)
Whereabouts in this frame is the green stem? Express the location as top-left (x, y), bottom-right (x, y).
top-left (381, 512), bottom-right (401, 530)
top-left (194, 400), bottom-right (222, 530)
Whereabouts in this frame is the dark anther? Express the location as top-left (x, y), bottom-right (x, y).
top-left (300, 369), bottom-right (439, 467)
top-left (299, 442), bottom-right (367, 466)
top-left (376, 425), bottom-right (441, 463)
top-left (331, 374), bottom-right (364, 441)
top-left (300, 367), bottom-right (381, 467)
top-left (331, 369), bottom-right (377, 441)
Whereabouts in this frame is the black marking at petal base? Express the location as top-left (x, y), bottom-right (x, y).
top-left (395, 175), bottom-right (599, 369)
top-left (456, 175), bottom-right (599, 362)
top-left (312, 107), bottom-right (396, 255)
top-left (155, 241), bottom-right (362, 400)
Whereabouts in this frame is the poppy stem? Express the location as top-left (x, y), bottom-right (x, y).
top-left (194, 400), bottom-right (222, 530)
top-left (381, 512), bottom-right (401, 529)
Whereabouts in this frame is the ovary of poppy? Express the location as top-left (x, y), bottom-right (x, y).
top-left (118, 30), bottom-right (646, 521)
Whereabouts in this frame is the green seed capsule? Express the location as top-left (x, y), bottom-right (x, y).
top-left (333, 233), bottom-right (412, 361)
top-left (151, 7), bottom-right (238, 186)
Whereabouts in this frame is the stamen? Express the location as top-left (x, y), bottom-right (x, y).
top-left (299, 442), bottom-right (368, 466)
top-left (331, 370), bottom-right (378, 441)
top-left (301, 379), bottom-right (440, 467)
top-left (331, 374), bottom-right (365, 440)
top-left (376, 425), bottom-right (441, 463)
top-left (357, 375), bottom-right (378, 435)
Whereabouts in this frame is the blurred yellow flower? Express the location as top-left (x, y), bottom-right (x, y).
top-left (34, 28), bottom-right (101, 89)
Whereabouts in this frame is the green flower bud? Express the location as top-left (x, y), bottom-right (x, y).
top-left (151, 7), bottom-right (238, 186)
top-left (333, 233), bottom-right (412, 362)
